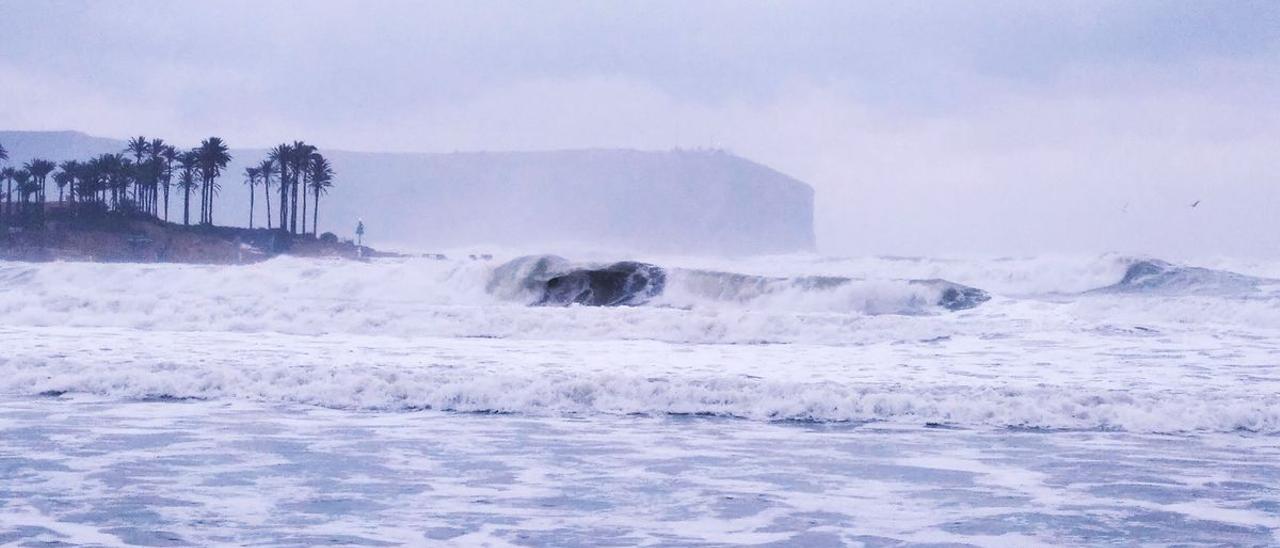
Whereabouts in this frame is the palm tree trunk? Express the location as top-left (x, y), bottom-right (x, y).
top-left (313, 188), bottom-right (319, 235)
top-left (264, 182), bottom-right (272, 230)
top-left (248, 185), bottom-right (255, 229)
top-left (301, 181), bottom-right (308, 235)
top-left (212, 181), bottom-right (216, 224)
top-left (279, 170), bottom-right (289, 232)
top-left (163, 184), bottom-right (169, 223)
top-left (202, 178), bottom-right (210, 224)
top-left (183, 187), bottom-right (190, 226)
top-left (290, 177), bottom-right (298, 234)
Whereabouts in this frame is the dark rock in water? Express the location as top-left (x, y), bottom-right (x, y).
top-left (908, 279), bottom-right (991, 311)
top-left (1094, 259), bottom-right (1267, 295)
top-left (537, 261), bottom-right (667, 307)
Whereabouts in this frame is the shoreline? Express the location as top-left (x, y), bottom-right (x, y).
top-left (0, 209), bottom-right (398, 265)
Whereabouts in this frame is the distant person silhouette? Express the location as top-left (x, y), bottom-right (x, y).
top-left (356, 219), bottom-right (366, 257)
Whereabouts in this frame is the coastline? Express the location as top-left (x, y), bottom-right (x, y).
top-left (0, 208), bottom-right (393, 264)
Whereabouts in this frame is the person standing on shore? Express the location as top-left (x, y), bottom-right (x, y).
top-left (355, 218), bottom-right (365, 258)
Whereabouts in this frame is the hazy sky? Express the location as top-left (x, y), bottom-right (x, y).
top-left (2, 1), bottom-right (1278, 257)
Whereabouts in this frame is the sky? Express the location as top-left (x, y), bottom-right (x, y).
top-left (2, 0), bottom-right (1279, 257)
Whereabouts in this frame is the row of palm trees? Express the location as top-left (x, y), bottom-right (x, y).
top-left (243, 141), bottom-right (334, 235)
top-left (0, 137), bottom-right (336, 236)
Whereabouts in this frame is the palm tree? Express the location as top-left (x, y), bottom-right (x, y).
top-left (307, 154), bottom-right (334, 236)
top-left (111, 158), bottom-right (133, 210)
top-left (58, 161), bottom-right (81, 204)
top-left (0, 167), bottom-right (11, 223)
top-left (13, 170), bottom-right (31, 216)
top-left (289, 141), bottom-right (314, 234)
top-left (126, 136), bottom-right (149, 163)
top-left (82, 154), bottom-right (120, 207)
top-left (139, 157), bottom-right (164, 216)
top-left (176, 151), bottom-right (198, 226)
top-left (4, 167), bottom-right (22, 217)
top-left (2, 167), bottom-right (16, 220)
top-left (296, 144), bottom-right (317, 235)
top-left (53, 171), bottom-right (72, 205)
top-left (20, 178), bottom-right (40, 211)
top-left (0, 143), bottom-right (7, 223)
top-left (125, 136), bottom-right (149, 205)
top-left (147, 138), bottom-right (167, 216)
top-left (0, 141), bottom-right (7, 219)
top-left (24, 159), bottom-right (56, 217)
top-left (244, 166), bottom-right (260, 228)
top-left (258, 159), bottom-right (275, 230)
top-left (90, 153), bottom-right (127, 208)
top-left (158, 145), bottom-right (176, 222)
top-left (269, 143), bottom-right (292, 231)
top-left (195, 137), bottom-right (231, 225)
top-left (53, 162), bottom-right (77, 205)
top-left (79, 157), bottom-right (103, 205)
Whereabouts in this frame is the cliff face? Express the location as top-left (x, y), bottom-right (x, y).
top-left (1, 131), bottom-right (815, 255)
top-left (326, 148), bottom-right (815, 254)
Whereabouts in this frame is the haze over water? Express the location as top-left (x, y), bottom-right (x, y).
top-left (2, 2), bottom-right (1280, 546)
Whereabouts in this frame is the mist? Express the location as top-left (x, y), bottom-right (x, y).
top-left (8, 4), bottom-right (1280, 543)
top-left (1, 0), bottom-right (1277, 257)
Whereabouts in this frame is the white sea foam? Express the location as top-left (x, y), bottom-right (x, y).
top-left (0, 256), bottom-right (979, 344)
top-left (3, 254), bottom-right (1280, 432)
top-left (9, 360), bottom-right (1278, 433)
top-left (1, 254), bottom-right (1273, 341)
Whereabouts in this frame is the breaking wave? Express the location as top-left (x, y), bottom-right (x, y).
top-left (3, 253), bottom-right (1280, 432)
top-left (6, 360), bottom-right (1278, 434)
top-left (1090, 258), bottom-right (1280, 296)
top-left (489, 254), bottom-right (990, 313)
top-left (0, 255), bottom-right (1001, 345)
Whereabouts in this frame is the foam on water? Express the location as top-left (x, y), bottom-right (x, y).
top-left (0, 255), bottom-right (990, 344)
top-left (7, 354), bottom-right (1277, 433)
top-left (3, 254), bottom-right (1280, 433)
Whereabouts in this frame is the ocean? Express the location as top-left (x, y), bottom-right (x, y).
top-left (2, 253), bottom-right (1278, 545)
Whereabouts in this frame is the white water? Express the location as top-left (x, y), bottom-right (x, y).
top-left (3, 254), bottom-right (1280, 545)
top-left (2, 254), bottom-right (1279, 432)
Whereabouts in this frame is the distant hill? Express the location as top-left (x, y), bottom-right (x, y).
top-left (0, 130), bottom-right (815, 254)
top-left (0, 130), bottom-right (123, 160)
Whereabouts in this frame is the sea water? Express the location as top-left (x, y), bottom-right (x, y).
top-left (1, 254), bottom-right (1278, 545)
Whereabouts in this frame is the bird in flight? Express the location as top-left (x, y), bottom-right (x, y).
top-left (1190, 200), bottom-right (1201, 208)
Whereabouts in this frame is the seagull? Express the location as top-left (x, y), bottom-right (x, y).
top-left (1190, 200), bottom-right (1201, 208)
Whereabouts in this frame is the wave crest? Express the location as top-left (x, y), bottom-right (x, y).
top-left (9, 363), bottom-right (1277, 433)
